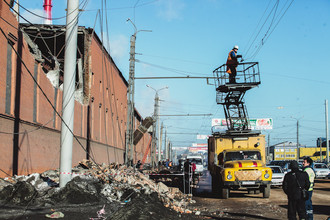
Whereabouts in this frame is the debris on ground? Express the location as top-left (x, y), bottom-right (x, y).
top-left (45, 211), bottom-right (65, 218)
top-left (0, 160), bottom-right (200, 219)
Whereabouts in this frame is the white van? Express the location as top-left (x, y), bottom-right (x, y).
top-left (187, 155), bottom-right (204, 175)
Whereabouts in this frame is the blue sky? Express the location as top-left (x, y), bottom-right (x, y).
top-left (19, 0), bottom-right (330, 148)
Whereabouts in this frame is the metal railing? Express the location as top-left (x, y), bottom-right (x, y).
top-left (213, 62), bottom-right (260, 88)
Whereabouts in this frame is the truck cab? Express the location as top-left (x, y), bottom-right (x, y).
top-left (208, 134), bottom-right (272, 199)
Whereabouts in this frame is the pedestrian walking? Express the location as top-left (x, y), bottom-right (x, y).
top-left (303, 157), bottom-right (316, 220)
top-left (283, 160), bottom-right (310, 220)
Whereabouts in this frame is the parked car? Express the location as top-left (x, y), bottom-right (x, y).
top-left (268, 165), bottom-right (285, 187)
top-left (313, 163), bottom-right (330, 179)
top-left (187, 155), bottom-right (204, 175)
top-left (269, 160), bottom-right (303, 172)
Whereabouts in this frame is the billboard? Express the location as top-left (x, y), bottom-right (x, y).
top-left (197, 135), bottom-right (210, 140)
top-left (188, 147), bottom-right (208, 152)
top-left (212, 118), bottom-right (273, 130)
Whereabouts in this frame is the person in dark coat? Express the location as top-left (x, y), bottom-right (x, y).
top-left (283, 160), bottom-right (310, 220)
top-left (136, 160), bottom-right (142, 170)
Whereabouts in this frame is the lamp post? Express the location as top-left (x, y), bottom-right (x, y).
top-left (125, 19), bottom-right (151, 166)
top-left (291, 116), bottom-right (303, 161)
top-left (146, 85), bottom-right (168, 168)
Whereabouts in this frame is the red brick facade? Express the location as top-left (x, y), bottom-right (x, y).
top-left (0, 2), bottom-right (151, 177)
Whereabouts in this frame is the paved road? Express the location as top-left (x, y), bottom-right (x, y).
top-left (190, 170), bottom-right (330, 220)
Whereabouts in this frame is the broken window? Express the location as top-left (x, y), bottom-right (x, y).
top-left (20, 24), bottom-right (92, 105)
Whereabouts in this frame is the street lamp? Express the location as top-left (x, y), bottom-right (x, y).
top-left (291, 116), bottom-right (303, 161)
top-left (146, 85), bottom-right (168, 168)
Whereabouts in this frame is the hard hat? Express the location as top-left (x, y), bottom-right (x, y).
top-left (233, 45), bottom-right (239, 50)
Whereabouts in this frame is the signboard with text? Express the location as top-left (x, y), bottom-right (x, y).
top-left (212, 118), bottom-right (273, 130)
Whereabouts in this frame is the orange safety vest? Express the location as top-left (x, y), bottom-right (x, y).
top-left (226, 50), bottom-right (238, 74)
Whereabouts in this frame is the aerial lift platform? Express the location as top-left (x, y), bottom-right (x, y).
top-left (212, 62), bottom-right (261, 135)
top-left (209, 62), bottom-right (272, 199)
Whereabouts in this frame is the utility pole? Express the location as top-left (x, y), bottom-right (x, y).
top-left (59, 0), bottom-right (79, 187)
top-left (319, 137), bottom-right (323, 162)
top-left (164, 128), bottom-right (168, 160)
top-left (147, 85), bottom-right (168, 168)
top-left (125, 25), bottom-right (136, 166)
top-left (125, 19), bottom-right (151, 166)
top-left (267, 133), bottom-right (270, 163)
top-left (158, 121), bottom-right (163, 161)
top-left (169, 141), bottom-right (173, 161)
top-left (151, 93), bottom-right (159, 169)
top-left (296, 120), bottom-right (299, 161)
top-left (291, 116), bottom-right (302, 161)
top-left (326, 99), bottom-right (329, 163)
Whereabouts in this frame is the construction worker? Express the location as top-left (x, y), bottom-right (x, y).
top-left (303, 157), bottom-right (315, 220)
top-left (226, 45), bottom-right (242, 84)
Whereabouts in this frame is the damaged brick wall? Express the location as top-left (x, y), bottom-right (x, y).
top-left (0, 4), bottom-right (151, 178)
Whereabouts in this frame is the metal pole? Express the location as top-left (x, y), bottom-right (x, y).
top-left (319, 137), bottom-right (322, 162)
top-left (326, 100), bottom-right (329, 164)
top-left (169, 141), bottom-right (172, 161)
top-left (147, 85), bottom-right (167, 168)
top-left (158, 119), bottom-right (163, 162)
top-left (60, 0), bottom-right (79, 187)
top-left (155, 93), bottom-right (159, 164)
top-left (165, 128), bottom-right (168, 160)
top-left (297, 120), bottom-right (299, 161)
top-left (267, 133), bottom-right (270, 163)
top-left (151, 93), bottom-right (158, 169)
top-left (125, 21), bottom-right (151, 166)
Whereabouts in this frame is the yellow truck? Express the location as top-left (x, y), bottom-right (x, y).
top-left (208, 134), bottom-right (272, 199)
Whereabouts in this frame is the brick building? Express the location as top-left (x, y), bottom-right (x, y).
top-left (0, 2), bottom-right (151, 177)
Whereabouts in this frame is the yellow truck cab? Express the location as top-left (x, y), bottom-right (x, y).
top-left (208, 134), bottom-right (272, 199)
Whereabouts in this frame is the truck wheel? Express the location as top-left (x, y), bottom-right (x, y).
top-left (221, 188), bottom-right (229, 199)
top-left (211, 175), bottom-right (219, 194)
top-left (211, 175), bottom-right (215, 192)
top-left (263, 184), bottom-right (270, 198)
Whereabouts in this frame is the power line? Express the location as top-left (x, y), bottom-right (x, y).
top-left (249, 0), bottom-right (295, 60)
top-left (84, 0), bottom-right (160, 11)
top-left (158, 114), bottom-right (212, 117)
top-left (245, 0), bottom-right (279, 58)
top-left (4, 0), bottom-right (89, 32)
top-left (136, 59), bottom-right (210, 76)
top-left (135, 76), bottom-right (216, 79)
top-left (12, 0), bottom-right (89, 21)
top-left (139, 53), bottom-right (211, 66)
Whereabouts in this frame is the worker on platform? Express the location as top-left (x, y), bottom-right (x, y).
top-left (226, 45), bottom-right (242, 84)
top-left (303, 157), bottom-right (315, 220)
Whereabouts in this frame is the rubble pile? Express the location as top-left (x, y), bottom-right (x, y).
top-left (0, 160), bottom-right (199, 219)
